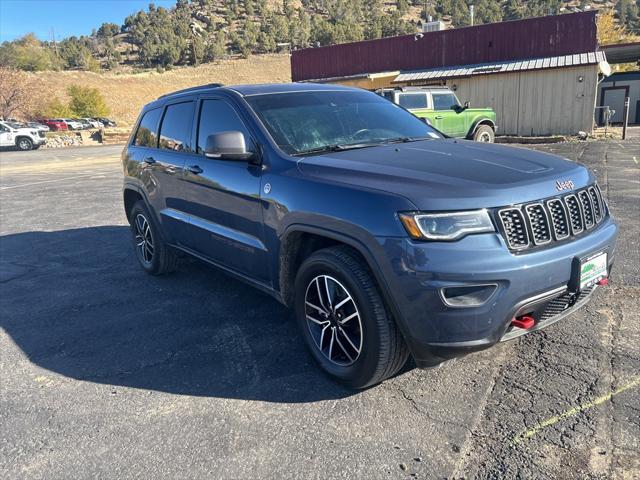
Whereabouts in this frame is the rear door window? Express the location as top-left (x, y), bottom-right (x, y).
top-left (398, 93), bottom-right (428, 109)
top-left (158, 102), bottom-right (194, 152)
top-left (432, 93), bottom-right (460, 111)
top-left (134, 108), bottom-right (162, 147)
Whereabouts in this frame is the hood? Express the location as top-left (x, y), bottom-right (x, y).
top-left (296, 139), bottom-right (592, 210)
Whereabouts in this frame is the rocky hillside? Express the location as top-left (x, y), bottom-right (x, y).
top-left (0, 1), bottom-right (637, 73)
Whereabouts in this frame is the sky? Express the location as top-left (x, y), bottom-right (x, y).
top-left (0, 0), bottom-right (178, 42)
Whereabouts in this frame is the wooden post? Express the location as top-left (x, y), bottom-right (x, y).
top-left (622, 97), bottom-right (630, 140)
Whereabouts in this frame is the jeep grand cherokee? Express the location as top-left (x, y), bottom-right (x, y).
top-left (122, 83), bottom-right (618, 388)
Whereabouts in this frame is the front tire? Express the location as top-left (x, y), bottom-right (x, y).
top-left (129, 200), bottom-right (178, 275)
top-left (473, 125), bottom-right (495, 143)
top-left (294, 246), bottom-right (409, 388)
top-left (16, 137), bottom-right (33, 151)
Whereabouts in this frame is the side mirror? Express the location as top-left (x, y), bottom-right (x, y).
top-left (205, 131), bottom-right (256, 162)
top-left (464, 101), bottom-right (471, 109)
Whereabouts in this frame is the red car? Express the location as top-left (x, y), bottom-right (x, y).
top-left (40, 118), bottom-right (68, 131)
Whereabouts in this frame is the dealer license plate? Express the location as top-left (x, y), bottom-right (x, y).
top-left (579, 252), bottom-right (607, 290)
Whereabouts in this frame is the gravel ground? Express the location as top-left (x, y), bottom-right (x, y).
top-left (0, 140), bottom-right (638, 479)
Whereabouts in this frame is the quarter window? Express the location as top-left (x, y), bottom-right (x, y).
top-left (134, 108), bottom-right (162, 147)
top-left (197, 99), bottom-right (254, 154)
top-left (432, 93), bottom-right (460, 111)
top-left (398, 93), bottom-right (428, 109)
top-left (159, 102), bottom-right (194, 152)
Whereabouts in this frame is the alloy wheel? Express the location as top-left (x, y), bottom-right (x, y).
top-left (478, 132), bottom-right (492, 142)
top-left (134, 213), bottom-right (154, 264)
top-left (304, 275), bottom-right (363, 366)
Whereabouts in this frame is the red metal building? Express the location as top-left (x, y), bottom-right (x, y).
top-left (291, 11), bottom-right (598, 82)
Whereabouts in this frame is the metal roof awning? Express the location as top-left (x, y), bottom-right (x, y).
top-left (301, 71), bottom-right (400, 84)
top-left (601, 42), bottom-right (640, 64)
top-left (393, 51), bottom-right (607, 83)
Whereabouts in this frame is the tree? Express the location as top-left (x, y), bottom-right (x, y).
top-left (204, 31), bottom-right (227, 61)
top-left (39, 97), bottom-right (72, 118)
top-left (0, 68), bottom-right (37, 118)
top-left (473, 0), bottom-right (503, 25)
top-left (598, 9), bottom-right (634, 45)
top-left (504, 0), bottom-right (525, 20)
top-left (97, 23), bottom-right (120, 38)
top-left (67, 85), bottom-right (109, 117)
top-left (617, 0), bottom-right (640, 34)
top-left (0, 34), bottom-right (55, 71)
top-left (450, 0), bottom-right (471, 27)
top-left (397, 0), bottom-right (409, 16)
top-left (192, 36), bottom-right (205, 65)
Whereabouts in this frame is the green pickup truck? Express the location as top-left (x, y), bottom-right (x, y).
top-left (378, 87), bottom-right (497, 142)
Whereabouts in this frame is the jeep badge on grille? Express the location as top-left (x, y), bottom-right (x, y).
top-left (555, 180), bottom-right (574, 191)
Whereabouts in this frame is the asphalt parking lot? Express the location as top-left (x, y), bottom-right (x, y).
top-left (1, 140), bottom-right (638, 479)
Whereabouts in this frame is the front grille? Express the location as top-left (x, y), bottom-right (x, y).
top-left (546, 199), bottom-right (570, 240)
top-left (524, 203), bottom-right (551, 245)
top-left (538, 286), bottom-right (594, 322)
top-left (579, 190), bottom-right (595, 229)
top-left (497, 183), bottom-right (607, 252)
top-left (498, 209), bottom-right (529, 249)
top-left (588, 186), bottom-right (602, 222)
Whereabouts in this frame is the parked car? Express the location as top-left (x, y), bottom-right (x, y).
top-left (41, 118), bottom-right (68, 131)
top-left (378, 86), bottom-right (497, 142)
top-left (122, 83), bottom-right (617, 388)
top-left (26, 121), bottom-right (50, 132)
top-left (80, 118), bottom-right (103, 129)
top-left (0, 120), bottom-right (46, 150)
top-left (63, 118), bottom-right (84, 130)
top-left (96, 117), bottom-right (117, 127)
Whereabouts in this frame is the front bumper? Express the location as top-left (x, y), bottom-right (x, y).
top-left (375, 215), bottom-right (618, 367)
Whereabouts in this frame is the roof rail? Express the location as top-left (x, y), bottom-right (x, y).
top-left (158, 83), bottom-right (224, 99)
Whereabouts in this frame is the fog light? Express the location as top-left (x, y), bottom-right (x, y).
top-left (440, 284), bottom-right (498, 308)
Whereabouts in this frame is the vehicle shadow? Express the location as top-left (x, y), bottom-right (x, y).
top-left (0, 226), bottom-right (355, 402)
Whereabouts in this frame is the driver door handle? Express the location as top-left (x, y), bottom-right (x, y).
top-left (434, 115), bottom-right (443, 120)
top-left (187, 164), bottom-right (203, 175)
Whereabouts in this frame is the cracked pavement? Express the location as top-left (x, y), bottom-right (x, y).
top-left (0, 140), bottom-right (638, 479)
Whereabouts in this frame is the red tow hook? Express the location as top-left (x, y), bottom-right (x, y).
top-left (511, 315), bottom-right (535, 330)
top-left (597, 278), bottom-right (609, 286)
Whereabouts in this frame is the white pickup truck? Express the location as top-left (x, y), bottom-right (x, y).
top-left (0, 120), bottom-right (46, 150)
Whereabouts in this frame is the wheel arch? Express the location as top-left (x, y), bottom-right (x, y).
top-left (467, 118), bottom-right (495, 139)
top-left (15, 135), bottom-right (34, 149)
top-left (278, 225), bottom-right (406, 331)
top-left (123, 184), bottom-right (150, 224)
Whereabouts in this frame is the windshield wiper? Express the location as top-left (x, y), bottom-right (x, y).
top-left (293, 142), bottom-right (381, 156)
top-left (382, 136), bottom-right (432, 144)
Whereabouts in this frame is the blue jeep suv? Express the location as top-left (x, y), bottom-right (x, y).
top-left (122, 83), bottom-right (618, 388)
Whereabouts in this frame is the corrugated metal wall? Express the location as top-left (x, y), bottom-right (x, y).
top-left (440, 66), bottom-right (599, 136)
top-left (291, 11), bottom-right (598, 82)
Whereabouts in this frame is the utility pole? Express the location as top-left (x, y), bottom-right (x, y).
top-left (470, 4), bottom-right (474, 26)
top-left (50, 27), bottom-right (58, 58)
top-left (622, 96), bottom-right (630, 140)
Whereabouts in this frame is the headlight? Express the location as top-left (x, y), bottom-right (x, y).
top-left (399, 209), bottom-right (495, 241)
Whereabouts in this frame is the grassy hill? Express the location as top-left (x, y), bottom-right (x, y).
top-left (31, 54), bottom-right (290, 126)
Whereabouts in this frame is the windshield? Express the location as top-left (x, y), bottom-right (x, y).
top-left (245, 90), bottom-right (443, 155)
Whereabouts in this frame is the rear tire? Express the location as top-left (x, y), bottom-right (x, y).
top-left (294, 246), bottom-right (409, 389)
top-left (473, 125), bottom-right (495, 143)
top-left (129, 200), bottom-right (179, 275)
top-left (16, 137), bottom-right (33, 151)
